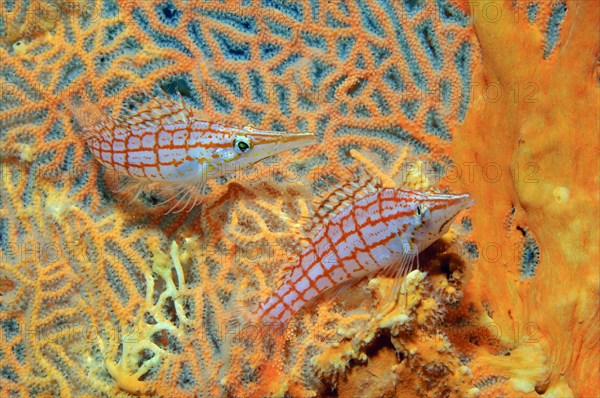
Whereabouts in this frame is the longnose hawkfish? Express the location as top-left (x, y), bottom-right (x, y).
top-left (229, 170), bottom-right (473, 341)
top-left (68, 92), bottom-right (317, 212)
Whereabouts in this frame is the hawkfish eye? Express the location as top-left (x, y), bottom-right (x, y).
top-left (233, 136), bottom-right (252, 153)
top-left (416, 203), bottom-right (430, 218)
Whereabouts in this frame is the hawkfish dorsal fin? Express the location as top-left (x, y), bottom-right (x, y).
top-left (114, 88), bottom-right (195, 131)
top-left (302, 166), bottom-right (382, 236)
top-left (67, 89), bottom-right (195, 142)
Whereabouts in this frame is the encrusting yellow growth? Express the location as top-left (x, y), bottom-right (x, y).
top-left (312, 268), bottom-right (478, 398)
top-left (105, 241), bottom-right (191, 395)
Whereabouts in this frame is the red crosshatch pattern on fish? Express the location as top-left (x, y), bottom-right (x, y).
top-left (250, 175), bottom-right (473, 327)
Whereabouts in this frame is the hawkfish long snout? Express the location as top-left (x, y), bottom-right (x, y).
top-left (403, 190), bottom-right (474, 251)
top-left (228, 127), bottom-right (318, 170)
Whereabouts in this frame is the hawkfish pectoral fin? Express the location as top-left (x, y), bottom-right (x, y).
top-left (371, 237), bottom-right (419, 311)
top-left (168, 161), bottom-right (206, 212)
top-left (306, 270), bottom-right (369, 309)
top-left (149, 174), bottom-right (206, 214)
top-left (103, 171), bottom-right (156, 208)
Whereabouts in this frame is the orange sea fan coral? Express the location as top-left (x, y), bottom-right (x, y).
top-left (0, 0), bottom-right (474, 204)
top-left (0, 0), bottom-right (481, 395)
top-left (2, 0), bottom-right (597, 397)
top-left (0, 161), bottom-right (111, 397)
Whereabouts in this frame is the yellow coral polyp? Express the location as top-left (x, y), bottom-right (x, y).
top-left (105, 241), bottom-right (190, 395)
top-left (313, 269), bottom-right (473, 394)
top-left (416, 298), bottom-right (438, 326)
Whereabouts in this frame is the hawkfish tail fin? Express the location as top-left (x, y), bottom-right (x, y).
top-left (65, 94), bottom-right (115, 142)
top-left (218, 301), bottom-right (287, 395)
top-left (219, 300), bottom-right (288, 356)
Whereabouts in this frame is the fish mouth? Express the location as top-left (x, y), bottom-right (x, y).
top-left (261, 131), bottom-right (318, 157)
top-left (427, 192), bottom-right (474, 211)
top-left (243, 131), bottom-right (317, 167)
top-left (435, 193), bottom-right (474, 234)
top-left (273, 131), bottom-right (318, 150)
top-left (454, 193), bottom-right (475, 210)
